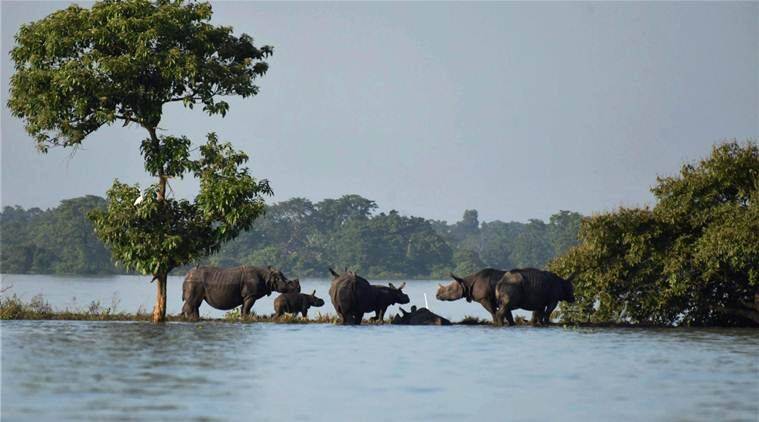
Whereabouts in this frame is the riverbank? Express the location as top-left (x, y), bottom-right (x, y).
top-left (0, 294), bottom-right (676, 327)
top-left (0, 294), bottom-right (501, 325)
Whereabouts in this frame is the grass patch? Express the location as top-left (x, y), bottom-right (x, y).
top-left (1, 295), bottom-right (642, 327)
top-left (0, 294), bottom-right (161, 321)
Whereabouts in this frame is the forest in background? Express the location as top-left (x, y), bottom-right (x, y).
top-left (0, 195), bottom-right (581, 279)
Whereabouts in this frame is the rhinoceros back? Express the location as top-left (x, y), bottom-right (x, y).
top-left (187, 266), bottom-right (249, 310)
top-left (509, 268), bottom-right (565, 310)
top-left (330, 276), bottom-right (371, 315)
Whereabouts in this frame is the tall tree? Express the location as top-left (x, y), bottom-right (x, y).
top-left (7, 0), bottom-right (274, 322)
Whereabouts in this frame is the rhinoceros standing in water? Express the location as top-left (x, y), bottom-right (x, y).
top-left (436, 268), bottom-right (574, 326)
top-left (273, 289), bottom-right (325, 318)
top-left (328, 268), bottom-right (410, 325)
top-left (436, 268), bottom-right (502, 324)
top-left (494, 268), bottom-right (574, 326)
top-left (181, 266), bottom-right (298, 320)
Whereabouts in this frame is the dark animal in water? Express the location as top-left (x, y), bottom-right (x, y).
top-left (436, 269), bottom-right (503, 325)
top-left (436, 268), bottom-right (575, 326)
top-left (494, 268), bottom-right (574, 326)
top-left (273, 289), bottom-right (325, 318)
top-left (181, 266), bottom-right (298, 320)
top-left (391, 306), bottom-right (451, 325)
top-left (327, 268), bottom-right (409, 325)
top-left (366, 282), bottom-right (410, 321)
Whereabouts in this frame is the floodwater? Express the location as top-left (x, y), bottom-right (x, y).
top-left (2, 275), bottom-right (759, 421)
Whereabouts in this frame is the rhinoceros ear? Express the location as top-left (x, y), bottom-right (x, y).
top-left (329, 268), bottom-right (340, 278)
top-left (399, 307), bottom-right (408, 315)
top-left (389, 282), bottom-right (396, 289)
top-left (311, 289), bottom-right (316, 296)
top-left (397, 282), bottom-right (406, 290)
top-left (450, 273), bottom-right (465, 284)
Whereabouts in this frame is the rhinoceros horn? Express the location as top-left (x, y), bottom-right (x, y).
top-left (329, 267), bottom-right (340, 278)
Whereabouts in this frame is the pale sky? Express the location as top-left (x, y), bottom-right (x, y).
top-left (2, 1), bottom-right (757, 223)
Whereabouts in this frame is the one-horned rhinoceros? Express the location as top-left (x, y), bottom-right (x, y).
top-left (494, 268), bottom-right (575, 326)
top-left (328, 268), bottom-right (410, 325)
top-left (181, 266), bottom-right (298, 320)
top-left (436, 268), bottom-right (502, 324)
top-left (391, 306), bottom-right (451, 325)
top-left (273, 288), bottom-right (325, 318)
top-left (436, 267), bottom-right (575, 326)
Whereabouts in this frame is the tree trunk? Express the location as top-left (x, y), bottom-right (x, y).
top-left (157, 175), bottom-right (167, 201)
top-left (147, 125), bottom-right (169, 323)
top-left (152, 273), bottom-right (168, 323)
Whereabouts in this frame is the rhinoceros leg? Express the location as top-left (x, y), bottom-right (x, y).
top-left (378, 307), bottom-right (387, 322)
top-left (505, 310), bottom-right (515, 326)
top-left (543, 301), bottom-right (558, 325)
top-left (532, 308), bottom-right (547, 326)
top-left (182, 283), bottom-right (204, 321)
top-left (479, 299), bottom-right (500, 326)
top-left (241, 296), bottom-right (255, 317)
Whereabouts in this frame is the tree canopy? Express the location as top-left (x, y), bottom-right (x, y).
top-left (7, 0), bottom-right (274, 322)
top-left (8, 0), bottom-right (271, 151)
top-left (550, 141), bottom-right (759, 326)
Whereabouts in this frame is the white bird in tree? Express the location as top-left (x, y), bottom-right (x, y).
top-left (133, 194), bottom-right (144, 206)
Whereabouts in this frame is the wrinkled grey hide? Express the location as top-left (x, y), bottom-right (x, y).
top-left (273, 289), bottom-right (325, 318)
top-left (181, 266), bottom-right (298, 320)
top-left (436, 268), bottom-right (504, 324)
top-left (494, 268), bottom-right (575, 326)
top-left (436, 267), bottom-right (574, 326)
top-left (328, 269), bottom-right (410, 324)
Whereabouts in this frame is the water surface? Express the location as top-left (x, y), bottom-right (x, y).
top-left (2, 275), bottom-right (758, 421)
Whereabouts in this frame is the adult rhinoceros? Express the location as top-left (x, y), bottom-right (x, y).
top-left (435, 268), bottom-right (574, 326)
top-left (494, 268), bottom-right (575, 326)
top-left (328, 268), bottom-right (409, 325)
top-left (436, 268), bottom-right (503, 324)
top-left (181, 266), bottom-right (298, 320)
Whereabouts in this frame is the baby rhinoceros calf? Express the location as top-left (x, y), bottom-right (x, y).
top-left (273, 290), bottom-right (325, 318)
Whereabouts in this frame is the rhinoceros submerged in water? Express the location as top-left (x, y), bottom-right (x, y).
top-left (392, 306), bottom-right (451, 325)
top-left (181, 266), bottom-right (299, 320)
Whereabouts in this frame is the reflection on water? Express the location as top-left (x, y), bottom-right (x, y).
top-left (2, 321), bottom-right (758, 421)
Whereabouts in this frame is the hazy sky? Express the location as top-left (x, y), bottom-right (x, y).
top-left (2, 1), bottom-right (757, 223)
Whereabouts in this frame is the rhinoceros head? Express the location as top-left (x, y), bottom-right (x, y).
top-left (308, 290), bottom-right (325, 307)
top-left (286, 278), bottom-right (302, 293)
top-left (436, 274), bottom-right (466, 301)
top-left (267, 266), bottom-right (292, 293)
top-left (388, 282), bottom-right (410, 305)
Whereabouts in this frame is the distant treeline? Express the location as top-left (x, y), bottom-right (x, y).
top-left (0, 194), bottom-right (581, 278)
